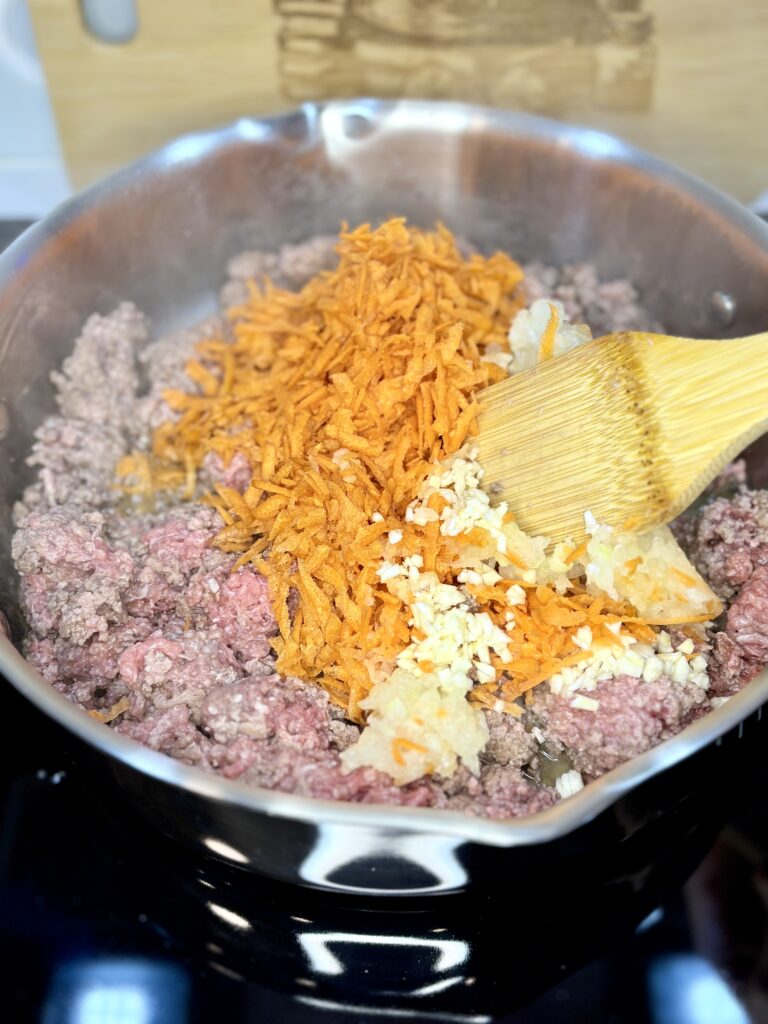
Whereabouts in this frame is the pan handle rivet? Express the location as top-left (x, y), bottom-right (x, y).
top-left (341, 113), bottom-right (376, 141)
top-left (710, 291), bottom-right (736, 328)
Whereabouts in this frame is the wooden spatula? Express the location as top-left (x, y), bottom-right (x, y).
top-left (476, 331), bottom-right (768, 543)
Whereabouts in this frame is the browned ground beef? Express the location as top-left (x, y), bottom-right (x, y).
top-left (10, 236), bottom-right (767, 818)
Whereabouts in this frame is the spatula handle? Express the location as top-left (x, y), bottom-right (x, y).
top-left (655, 331), bottom-right (768, 511)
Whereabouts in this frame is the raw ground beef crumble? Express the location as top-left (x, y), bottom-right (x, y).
top-left (9, 236), bottom-right (767, 818)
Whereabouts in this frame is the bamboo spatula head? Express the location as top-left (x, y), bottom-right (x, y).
top-left (476, 331), bottom-right (768, 542)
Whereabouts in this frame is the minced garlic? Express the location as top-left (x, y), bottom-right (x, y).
top-left (342, 443), bottom-right (715, 783)
top-left (555, 769), bottom-right (585, 799)
top-left (507, 298), bottom-right (592, 372)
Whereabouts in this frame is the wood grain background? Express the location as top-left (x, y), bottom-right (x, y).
top-left (28, 0), bottom-right (768, 201)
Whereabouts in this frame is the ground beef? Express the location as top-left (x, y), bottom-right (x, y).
top-left (220, 235), bottom-right (338, 307)
top-left (523, 262), bottom-right (659, 336)
top-left (186, 568), bottom-right (277, 669)
top-left (27, 620), bottom-right (152, 687)
top-left (479, 710), bottom-right (537, 768)
top-left (26, 627), bottom-right (137, 713)
top-left (191, 670), bottom-right (439, 801)
top-left (116, 704), bottom-right (213, 769)
top-left (118, 507), bottom-right (234, 623)
top-left (435, 764), bottom-right (556, 820)
top-left (200, 674), bottom-right (329, 747)
top-left (13, 304), bottom-right (148, 523)
top-left (327, 703), bottom-right (362, 752)
top-left (674, 488), bottom-right (768, 693)
top-left (677, 490), bottom-right (768, 601)
top-left (241, 748), bottom-right (438, 806)
top-left (51, 302), bottom-right (147, 432)
top-left (132, 315), bottom-right (224, 448)
top-left (477, 765), bottom-right (557, 818)
top-left (182, 671), bottom-right (555, 813)
top-left (533, 675), bottom-right (708, 778)
top-left (22, 417), bottom-right (127, 510)
top-left (223, 250), bottom-right (282, 298)
top-left (726, 565), bottom-right (768, 660)
top-left (201, 451), bottom-right (253, 493)
top-left (707, 632), bottom-right (762, 696)
top-left (13, 239), bottom-right (766, 822)
top-left (118, 627), bottom-right (244, 717)
top-left (278, 235), bottom-right (339, 283)
top-left (139, 316), bottom-right (225, 394)
top-left (14, 500), bottom-right (279, 713)
top-left (13, 507), bottom-right (135, 645)
top-left (13, 304), bottom-right (149, 523)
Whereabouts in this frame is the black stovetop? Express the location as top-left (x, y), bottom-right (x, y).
top-left (1, 221), bottom-right (767, 1024)
top-left (1, 681), bottom-right (766, 1024)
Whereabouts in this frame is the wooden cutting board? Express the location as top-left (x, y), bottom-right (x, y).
top-left (29, 0), bottom-right (768, 202)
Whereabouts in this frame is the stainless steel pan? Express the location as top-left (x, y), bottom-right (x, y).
top-left (1, 99), bottom-right (767, 896)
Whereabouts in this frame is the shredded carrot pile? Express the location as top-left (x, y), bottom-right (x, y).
top-left (147, 219), bottom-right (525, 717)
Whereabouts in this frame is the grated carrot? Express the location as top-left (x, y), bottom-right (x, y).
top-left (623, 556), bottom-right (643, 577)
top-left (670, 566), bottom-right (700, 588)
top-left (475, 584), bottom-right (651, 704)
top-left (563, 541), bottom-right (588, 566)
top-left (147, 219), bottom-right (525, 716)
top-left (537, 302), bottom-right (560, 363)
top-left (88, 696), bottom-right (131, 724)
top-left (391, 737), bottom-right (429, 766)
top-left (133, 219), bottom-right (703, 731)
